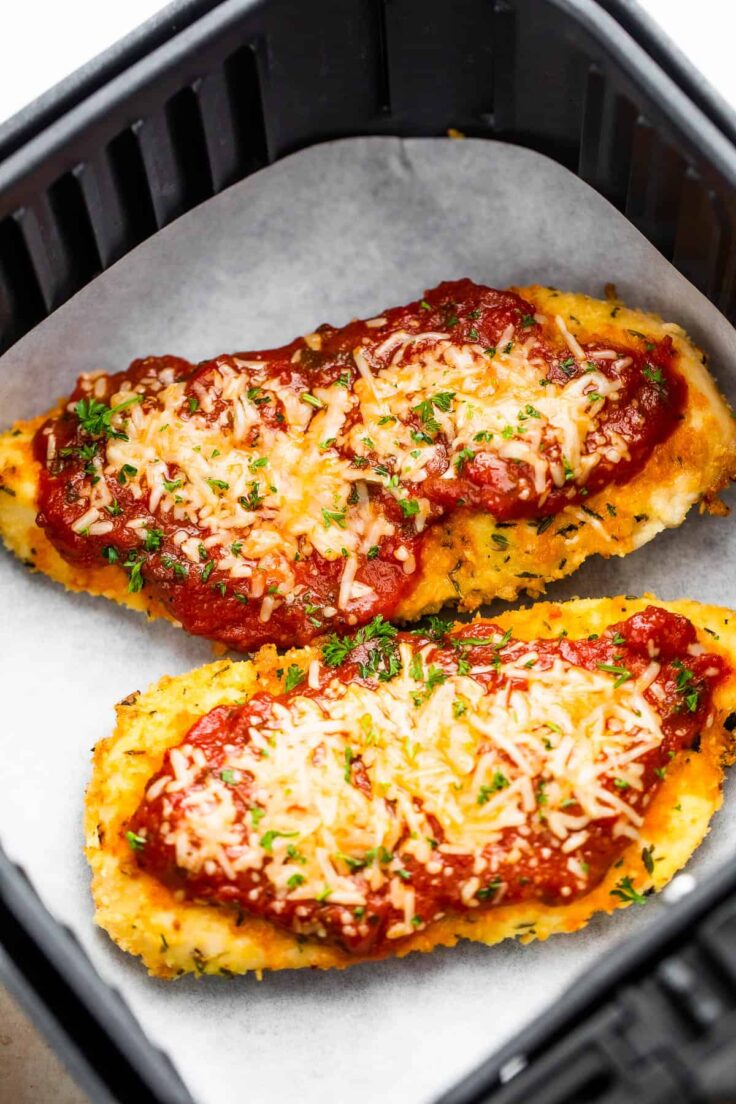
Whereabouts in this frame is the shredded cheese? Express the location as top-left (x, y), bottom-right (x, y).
top-left (148, 643), bottom-right (666, 937)
top-left (68, 313), bottom-right (631, 621)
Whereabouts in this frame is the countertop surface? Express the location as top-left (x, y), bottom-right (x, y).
top-left (0, 984), bottom-right (85, 1103)
top-left (0, 1), bottom-right (732, 1103)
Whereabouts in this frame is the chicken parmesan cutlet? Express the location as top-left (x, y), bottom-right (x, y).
top-left (2, 282), bottom-right (735, 650)
top-left (85, 596), bottom-right (736, 977)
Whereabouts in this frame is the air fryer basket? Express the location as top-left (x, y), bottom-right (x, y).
top-left (2, 2), bottom-right (736, 1102)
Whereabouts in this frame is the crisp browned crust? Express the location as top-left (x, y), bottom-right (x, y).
top-left (84, 595), bottom-right (736, 979)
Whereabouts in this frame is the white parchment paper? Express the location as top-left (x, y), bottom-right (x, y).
top-left (2, 138), bottom-right (736, 1104)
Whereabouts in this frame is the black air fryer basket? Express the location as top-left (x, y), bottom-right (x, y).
top-left (2, 2), bottom-right (736, 1102)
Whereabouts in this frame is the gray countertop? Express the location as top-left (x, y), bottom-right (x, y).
top-left (0, 985), bottom-right (87, 1104)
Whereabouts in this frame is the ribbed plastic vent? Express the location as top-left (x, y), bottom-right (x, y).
top-left (0, 0), bottom-right (734, 355)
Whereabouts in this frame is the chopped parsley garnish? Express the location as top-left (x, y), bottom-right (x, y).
top-left (322, 615), bottom-right (399, 682)
top-left (610, 875), bottom-right (647, 905)
top-left (478, 771), bottom-right (509, 804)
top-left (187, 396), bottom-right (199, 413)
top-left (367, 545), bottom-right (380, 559)
top-left (207, 478), bottom-right (229, 493)
top-left (412, 391), bottom-right (455, 431)
top-left (125, 555), bottom-right (145, 593)
top-left (241, 482), bottom-right (264, 510)
top-left (117, 464), bottom-right (138, 485)
top-left (477, 877), bottom-right (502, 900)
top-left (200, 560), bottom-right (214, 583)
top-left (559, 357), bottom-right (575, 377)
top-left (301, 392), bottom-right (323, 409)
top-left (454, 448), bottom-right (475, 472)
top-left (425, 666), bottom-right (447, 691)
top-left (344, 747), bottom-right (355, 782)
top-left (399, 498), bottom-right (420, 518)
top-left (101, 545), bottom-right (118, 563)
top-left (322, 507), bottom-right (347, 529)
top-left (220, 769), bottom-right (237, 784)
top-left (426, 615), bottom-right (452, 641)
top-left (260, 830), bottom-right (299, 853)
top-left (246, 386), bottom-right (270, 405)
top-left (287, 873), bottom-right (305, 890)
top-left (453, 700), bottom-right (467, 718)
top-left (641, 845), bottom-right (655, 875)
top-left (144, 528), bottom-right (164, 552)
top-left (162, 478), bottom-right (182, 493)
top-left (597, 662), bottom-right (632, 688)
top-left (284, 665), bottom-right (305, 692)
top-left (532, 515), bottom-right (554, 535)
top-left (125, 830), bottom-right (146, 851)
top-left (685, 690), bottom-right (700, 712)
top-left (642, 364), bottom-right (665, 388)
top-left (672, 659), bottom-right (699, 711)
top-left (75, 394), bottom-right (142, 440)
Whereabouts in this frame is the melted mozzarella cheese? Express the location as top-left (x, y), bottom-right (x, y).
top-left (146, 642), bottom-right (664, 932)
top-left (76, 327), bottom-right (624, 620)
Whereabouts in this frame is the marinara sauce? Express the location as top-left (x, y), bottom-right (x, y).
top-left (34, 282), bottom-right (684, 649)
top-left (127, 607), bottom-right (726, 955)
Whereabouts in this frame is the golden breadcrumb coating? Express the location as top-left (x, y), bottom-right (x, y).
top-left (85, 595), bottom-right (736, 979)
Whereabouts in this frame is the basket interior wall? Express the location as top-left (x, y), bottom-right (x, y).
top-left (0, 0), bottom-right (735, 355)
